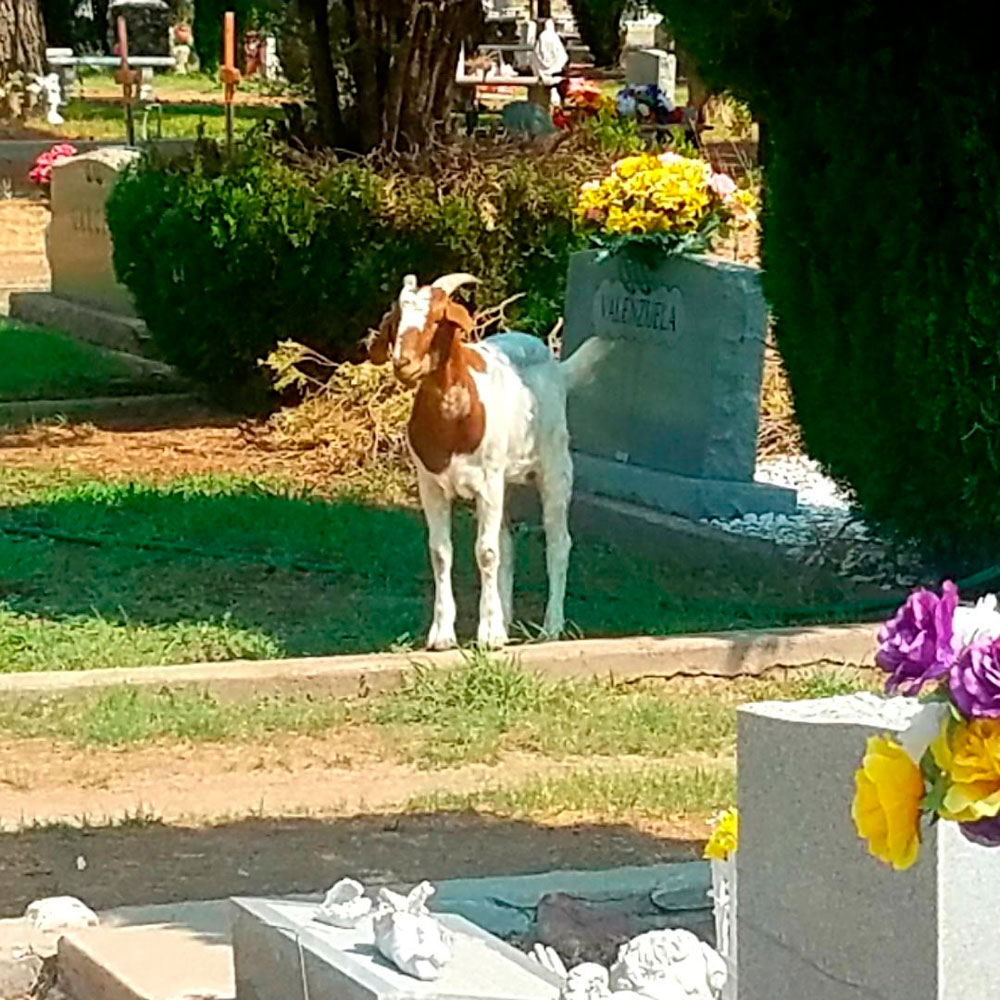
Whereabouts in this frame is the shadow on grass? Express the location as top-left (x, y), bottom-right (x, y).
top-left (62, 97), bottom-right (279, 123)
top-left (0, 810), bottom-right (702, 921)
top-left (0, 473), bottom-right (889, 670)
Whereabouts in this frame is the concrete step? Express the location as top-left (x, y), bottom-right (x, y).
top-left (9, 291), bottom-right (151, 357)
top-left (58, 902), bottom-right (234, 1000)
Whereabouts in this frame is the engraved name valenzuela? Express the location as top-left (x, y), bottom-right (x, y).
top-left (592, 280), bottom-right (684, 343)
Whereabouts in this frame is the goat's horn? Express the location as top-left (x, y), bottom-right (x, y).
top-left (431, 273), bottom-right (480, 297)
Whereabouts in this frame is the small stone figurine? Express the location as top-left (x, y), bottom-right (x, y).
top-left (28, 73), bottom-right (64, 126)
top-left (314, 878), bottom-right (373, 929)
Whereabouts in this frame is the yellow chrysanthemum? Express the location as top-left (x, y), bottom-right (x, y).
top-left (576, 152), bottom-right (728, 239)
top-left (931, 717), bottom-right (1000, 823)
top-left (851, 735), bottom-right (925, 871)
top-left (703, 807), bottom-right (739, 860)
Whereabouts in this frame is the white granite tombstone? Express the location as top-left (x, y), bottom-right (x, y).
top-left (46, 147), bottom-right (140, 318)
top-left (562, 250), bottom-right (795, 519)
top-left (738, 694), bottom-right (1000, 1000)
top-left (626, 48), bottom-right (677, 105)
top-left (232, 897), bottom-right (563, 1000)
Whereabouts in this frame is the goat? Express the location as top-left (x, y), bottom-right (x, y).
top-left (369, 272), bottom-right (609, 650)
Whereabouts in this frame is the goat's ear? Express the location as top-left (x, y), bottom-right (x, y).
top-left (443, 299), bottom-right (475, 338)
top-left (366, 307), bottom-right (397, 365)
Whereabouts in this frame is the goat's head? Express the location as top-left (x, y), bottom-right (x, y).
top-left (369, 273), bottom-right (478, 387)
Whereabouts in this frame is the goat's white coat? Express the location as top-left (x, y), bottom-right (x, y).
top-left (411, 331), bottom-right (609, 649)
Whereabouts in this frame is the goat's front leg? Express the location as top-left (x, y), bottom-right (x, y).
top-left (538, 451), bottom-right (573, 640)
top-left (475, 476), bottom-right (508, 649)
top-left (418, 473), bottom-right (456, 651)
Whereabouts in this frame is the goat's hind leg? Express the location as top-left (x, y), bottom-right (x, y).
top-left (418, 473), bottom-right (457, 650)
top-left (538, 452), bottom-right (572, 641)
top-left (499, 517), bottom-right (514, 630)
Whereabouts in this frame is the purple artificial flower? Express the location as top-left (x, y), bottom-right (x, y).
top-left (959, 815), bottom-right (1000, 848)
top-left (876, 581), bottom-right (959, 694)
top-left (949, 638), bottom-right (1000, 717)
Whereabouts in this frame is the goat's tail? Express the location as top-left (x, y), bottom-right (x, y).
top-left (559, 336), bottom-right (616, 393)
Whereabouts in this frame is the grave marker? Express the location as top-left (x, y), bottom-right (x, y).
top-left (562, 251), bottom-right (795, 519)
top-left (738, 694), bottom-right (1000, 999)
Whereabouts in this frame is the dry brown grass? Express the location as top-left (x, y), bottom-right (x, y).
top-left (245, 341), bottom-right (414, 477)
top-left (758, 332), bottom-right (802, 459)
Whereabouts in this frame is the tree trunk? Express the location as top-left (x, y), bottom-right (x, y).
top-left (338, 0), bottom-right (481, 154)
top-left (568, 0), bottom-right (625, 68)
top-left (0, 0), bottom-right (46, 86)
top-left (302, 0), bottom-right (343, 146)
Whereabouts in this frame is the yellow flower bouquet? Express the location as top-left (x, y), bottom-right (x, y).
top-left (575, 152), bottom-right (758, 263)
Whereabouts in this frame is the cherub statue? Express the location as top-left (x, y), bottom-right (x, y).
top-left (27, 73), bottom-right (64, 125)
top-left (609, 929), bottom-right (727, 1000)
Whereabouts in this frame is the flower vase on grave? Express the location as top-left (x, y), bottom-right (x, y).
top-left (709, 855), bottom-right (737, 1000)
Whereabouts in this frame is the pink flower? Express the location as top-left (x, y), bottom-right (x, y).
top-left (708, 172), bottom-right (738, 199)
top-left (28, 143), bottom-right (78, 187)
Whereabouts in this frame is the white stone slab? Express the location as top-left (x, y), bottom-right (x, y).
top-left (738, 693), bottom-right (1000, 1000)
top-left (232, 897), bottom-right (562, 1000)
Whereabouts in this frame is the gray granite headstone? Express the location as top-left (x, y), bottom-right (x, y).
top-left (738, 694), bottom-right (1000, 1000)
top-left (625, 48), bottom-right (677, 105)
top-left (562, 250), bottom-right (795, 519)
top-left (231, 897), bottom-right (563, 1000)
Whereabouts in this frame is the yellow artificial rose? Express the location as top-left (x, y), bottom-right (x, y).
top-left (931, 717), bottom-right (1000, 822)
top-left (851, 735), bottom-right (925, 871)
top-left (704, 807), bottom-right (739, 860)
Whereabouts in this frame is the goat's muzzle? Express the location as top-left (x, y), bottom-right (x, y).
top-left (393, 358), bottom-right (425, 387)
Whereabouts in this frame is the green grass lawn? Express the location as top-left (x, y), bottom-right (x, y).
top-left (31, 97), bottom-right (279, 142)
top-left (0, 321), bottom-right (172, 402)
top-left (0, 657), bottom-right (878, 820)
top-left (0, 465), bottom-right (893, 672)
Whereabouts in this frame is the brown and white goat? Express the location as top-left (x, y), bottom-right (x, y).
top-left (370, 273), bottom-right (608, 649)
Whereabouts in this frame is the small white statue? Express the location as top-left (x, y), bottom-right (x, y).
top-left (27, 73), bottom-right (64, 125)
top-left (315, 878), bottom-right (372, 929)
top-left (25, 896), bottom-right (98, 933)
top-left (372, 881), bottom-right (453, 981)
top-left (609, 929), bottom-right (727, 1000)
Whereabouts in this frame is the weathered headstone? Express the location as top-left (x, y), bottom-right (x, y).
top-left (738, 694), bottom-right (1000, 1000)
top-left (626, 48), bottom-right (677, 105)
top-left (109, 0), bottom-right (170, 56)
top-left (562, 250), bottom-right (795, 519)
top-left (232, 897), bottom-right (562, 1000)
top-left (46, 148), bottom-right (141, 317)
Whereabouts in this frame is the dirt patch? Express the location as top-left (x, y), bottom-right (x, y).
top-left (0, 733), bottom-right (718, 828)
top-left (0, 417), bottom-right (416, 500)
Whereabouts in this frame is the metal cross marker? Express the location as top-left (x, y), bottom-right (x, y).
top-left (220, 11), bottom-right (243, 156)
top-left (113, 16), bottom-right (141, 146)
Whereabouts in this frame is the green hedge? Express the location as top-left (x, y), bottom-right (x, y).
top-left (655, 1), bottom-right (1000, 567)
top-left (107, 143), bottom-right (592, 403)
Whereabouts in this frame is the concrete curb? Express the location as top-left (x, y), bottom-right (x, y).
top-left (0, 624), bottom-right (879, 701)
top-left (0, 392), bottom-right (205, 427)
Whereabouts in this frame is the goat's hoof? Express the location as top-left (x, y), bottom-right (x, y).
top-left (427, 625), bottom-right (457, 651)
top-left (541, 619), bottom-right (565, 642)
top-left (476, 622), bottom-right (509, 650)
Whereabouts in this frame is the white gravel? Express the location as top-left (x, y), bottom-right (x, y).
top-left (701, 455), bottom-right (923, 588)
